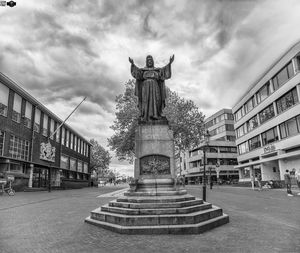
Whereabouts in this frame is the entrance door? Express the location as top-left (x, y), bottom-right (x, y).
top-left (32, 168), bottom-right (48, 188)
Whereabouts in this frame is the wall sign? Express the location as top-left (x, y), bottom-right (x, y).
top-left (40, 141), bottom-right (55, 162)
top-left (263, 144), bottom-right (276, 154)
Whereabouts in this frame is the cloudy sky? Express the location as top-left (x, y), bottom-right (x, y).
top-left (1, 0), bottom-right (300, 176)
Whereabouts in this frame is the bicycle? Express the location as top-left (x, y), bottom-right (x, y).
top-left (0, 180), bottom-right (15, 196)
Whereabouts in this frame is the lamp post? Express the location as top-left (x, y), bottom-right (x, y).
top-left (202, 130), bottom-right (210, 201)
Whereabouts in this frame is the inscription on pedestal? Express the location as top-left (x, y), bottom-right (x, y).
top-left (140, 155), bottom-right (170, 175)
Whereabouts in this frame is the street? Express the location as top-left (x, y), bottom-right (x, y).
top-left (0, 185), bottom-right (299, 253)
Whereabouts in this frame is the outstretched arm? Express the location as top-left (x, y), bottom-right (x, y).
top-left (169, 54), bottom-right (175, 64)
top-left (129, 57), bottom-right (142, 79)
top-left (129, 57), bottom-right (134, 65)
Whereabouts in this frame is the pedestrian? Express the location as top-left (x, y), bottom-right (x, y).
top-left (295, 169), bottom-right (300, 195)
top-left (257, 173), bottom-right (262, 191)
top-left (284, 170), bottom-right (293, 196)
top-left (251, 174), bottom-right (255, 190)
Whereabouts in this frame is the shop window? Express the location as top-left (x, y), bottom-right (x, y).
top-left (276, 88), bottom-right (298, 114)
top-left (261, 127), bottom-right (278, 146)
top-left (248, 135), bottom-right (261, 151)
top-left (259, 104), bottom-right (275, 124)
top-left (241, 167), bottom-right (250, 179)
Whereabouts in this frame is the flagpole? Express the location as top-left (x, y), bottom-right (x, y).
top-left (49, 96), bottom-right (87, 140)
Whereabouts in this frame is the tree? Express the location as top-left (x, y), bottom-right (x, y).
top-left (108, 80), bottom-right (205, 163)
top-left (90, 139), bottom-right (112, 177)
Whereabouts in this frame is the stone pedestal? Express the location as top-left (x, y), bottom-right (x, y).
top-left (85, 122), bottom-right (229, 234)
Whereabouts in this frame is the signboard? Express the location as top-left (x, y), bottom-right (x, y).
top-left (40, 141), bottom-right (56, 162)
top-left (263, 144), bottom-right (276, 154)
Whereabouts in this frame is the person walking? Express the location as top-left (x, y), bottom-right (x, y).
top-left (251, 174), bottom-right (255, 190)
top-left (257, 173), bottom-right (262, 191)
top-left (295, 169), bottom-right (300, 195)
top-left (284, 170), bottom-right (293, 196)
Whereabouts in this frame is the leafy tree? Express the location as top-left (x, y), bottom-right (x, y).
top-left (108, 80), bottom-right (205, 163)
top-left (90, 139), bottom-right (112, 177)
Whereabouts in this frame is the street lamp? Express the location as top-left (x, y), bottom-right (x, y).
top-left (202, 130), bottom-right (210, 201)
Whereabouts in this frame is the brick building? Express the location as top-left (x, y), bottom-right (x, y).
top-left (0, 73), bottom-right (91, 191)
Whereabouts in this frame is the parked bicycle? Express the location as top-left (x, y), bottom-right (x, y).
top-left (0, 178), bottom-right (15, 196)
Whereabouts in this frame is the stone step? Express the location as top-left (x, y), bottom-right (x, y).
top-left (117, 194), bottom-right (195, 203)
top-left (109, 198), bottom-right (203, 209)
top-left (90, 205), bottom-right (223, 226)
top-left (101, 202), bottom-right (212, 215)
top-left (123, 189), bottom-right (188, 197)
top-left (85, 213), bottom-right (229, 234)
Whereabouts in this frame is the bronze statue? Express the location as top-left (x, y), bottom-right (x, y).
top-left (129, 55), bottom-right (174, 122)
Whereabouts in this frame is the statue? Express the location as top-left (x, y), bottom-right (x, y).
top-left (129, 55), bottom-right (175, 122)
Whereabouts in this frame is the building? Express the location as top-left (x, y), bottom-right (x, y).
top-left (232, 41), bottom-right (300, 185)
top-left (183, 109), bottom-right (239, 184)
top-left (0, 73), bottom-right (91, 191)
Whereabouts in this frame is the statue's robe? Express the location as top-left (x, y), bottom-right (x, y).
top-left (131, 63), bottom-right (172, 121)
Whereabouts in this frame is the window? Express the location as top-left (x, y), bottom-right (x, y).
top-left (225, 124), bottom-right (234, 131)
top-left (61, 127), bottom-right (65, 146)
top-left (78, 160), bottom-right (83, 173)
top-left (70, 133), bottom-right (73, 149)
top-left (238, 142), bottom-right (249, 155)
top-left (225, 113), bottom-right (234, 120)
top-left (60, 155), bottom-right (69, 169)
top-left (272, 61), bottom-right (294, 91)
top-left (0, 83), bottom-right (9, 117)
top-left (236, 124), bottom-right (246, 138)
top-left (55, 123), bottom-right (60, 143)
top-left (259, 104), bottom-right (275, 124)
top-left (70, 157), bottom-right (76, 171)
top-left (261, 127), bottom-right (278, 146)
top-left (280, 117), bottom-right (299, 139)
top-left (276, 88), bottom-right (298, 114)
top-left (42, 114), bottom-right (48, 137)
top-left (49, 119), bottom-right (55, 139)
top-left (256, 82), bottom-right (270, 104)
top-left (34, 108), bottom-right (41, 133)
top-left (244, 97), bottom-right (254, 114)
top-left (246, 116), bottom-right (259, 132)
top-left (81, 140), bottom-right (84, 154)
top-left (12, 93), bottom-right (22, 123)
top-left (9, 135), bottom-right (30, 160)
top-left (66, 130), bottom-right (69, 147)
top-left (235, 107), bottom-right (244, 122)
top-left (219, 147), bottom-right (237, 153)
top-left (74, 136), bottom-right (77, 152)
top-left (248, 135), bottom-right (261, 151)
top-left (83, 163), bottom-right (88, 174)
top-left (190, 161), bottom-right (197, 168)
top-left (0, 130), bottom-right (5, 156)
top-left (24, 101), bottom-right (32, 128)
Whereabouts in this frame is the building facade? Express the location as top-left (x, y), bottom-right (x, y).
top-left (0, 73), bottom-right (91, 191)
top-left (183, 109), bottom-right (238, 184)
top-left (233, 41), bottom-right (300, 185)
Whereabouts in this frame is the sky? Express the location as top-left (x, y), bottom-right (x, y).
top-left (1, 0), bottom-right (300, 177)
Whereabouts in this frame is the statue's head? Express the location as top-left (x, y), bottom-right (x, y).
top-left (146, 55), bottom-right (154, 68)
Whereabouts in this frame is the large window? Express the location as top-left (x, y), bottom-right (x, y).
top-left (261, 127), bottom-right (278, 146)
top-left (34, 108), bottom-right (41, 133)
top-left (70, 157), bottom-right (76, 171)
top-left (12, 93), bottom-right (22, 123)
top-left (259, 104), bottom-right (275, 124)
top-left (9, 135), bottom-right (30, 160)
top-left (235, 107), bottom-right (244, 122)
top-left (236, 124), bottom-right (247, 138)
top-left (272, 61), bottom-right (294, 91)
top-left (246, 116), bottom-right (259, 132)
top-left (24, 101), bottom-right (32, 128)
top-left (61, 127), bottom-right (65, 146)
top-left (276, 88), bottom-right (298, 114)
top-left (83, 163), bottom-right (88, 174)
top-left (0, 130), bottom-right (5, 156)
top-left (280, 117), bottom-right (299, 139)
top-left (55, 123), bottom-right (60, 143)
top-left (248, 135), bottom-right (261, 151)
top-left (238, 142), bottom-right (249, 155)
top-left (66, 130), bottom-right (69, 147)
top-left (70, 133), bottom-right (73, 150)
top-left (0, 83), bottom-right (9, 117)
top-left (74, 136), bottom-right (77, 152)
top-left (244, 97), bottom-right (255, 114)
top-left (60, 155), bottom-right (69, 169)
top-left (77, 160), bottom-right (83, 173)
top-left (256, 82), bottom-right (270, 104)
top-left (42, 114), bottom-right (48, 137)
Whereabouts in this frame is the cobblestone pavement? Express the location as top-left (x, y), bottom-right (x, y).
top-left (0, 185), bottom-right (299, 253)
